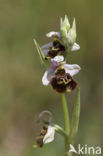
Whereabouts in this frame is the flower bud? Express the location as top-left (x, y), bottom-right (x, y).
top-left (67, 18), bottom-right (77, 44)
top-left (60, 18), bottom-right (67, 41)
top-left (63, 15), bottom-right (70, 32)
top-left (60, 15), bottom-right (70, 44)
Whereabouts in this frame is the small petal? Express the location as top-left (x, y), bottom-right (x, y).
top-left (51, 56), bottom-right (65, 70)
top-left (43, 126), bottom-right (55, 144)
top-left (71, 42), bottom-right (80, 51)
top-left (41, 42), bottom-right (53, 55)
top-left (41, 42), bottom-right (53, 49)
top-left (51, 56), bottom-right (64, 63)
top-left (64, 64), bottom-right (81, 77)
top-left (42, 69), bottom-right (54, 86)
top-left (46, 32), bottom-right (61, 38)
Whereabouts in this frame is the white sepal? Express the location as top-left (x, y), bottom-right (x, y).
top-left (41, 42), bottom-right (53, 56)
top-left (43, 126), bottom-right (55, 144)
top-left (71, 42), bottom-right (80, 51)
top-left (64, 64), bottom-right (81, 77)
top-left (42, 69), bottom-right (54, 86)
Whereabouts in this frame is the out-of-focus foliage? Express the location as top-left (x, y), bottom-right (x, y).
top-left (0, 0), bottom-right (103, 156)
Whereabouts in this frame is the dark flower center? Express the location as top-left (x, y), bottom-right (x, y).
top-left (50, 67), bottom-right (77, 93)
top-left (36, 124), bottom-right (49, 148)
top-left (45, 40), bottom-right (65, 59)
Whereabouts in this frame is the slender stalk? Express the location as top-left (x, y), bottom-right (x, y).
top-left (70, 87), bottom-right (80, 145)
top-left (61, 89), bottom-right (80, 156)
top-left (61, 93), bottom-right (70, 154)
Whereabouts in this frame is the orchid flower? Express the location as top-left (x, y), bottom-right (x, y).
top-left (41, 31), bottom-right (80, 59)
top-left (41, 35), bottom-right (65, 59)
top-left (34, 125), bottom-right (55, 148)
top-left (42, 56), bottom-right (81, 93)
top-left (33, 111), bottom-right (55, 148)
top-left (43, 125), bottom-right (55, 144)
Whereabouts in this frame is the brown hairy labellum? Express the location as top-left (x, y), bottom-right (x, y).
top-left (50, 67), bottom-right (77, 93)
top-left (45, 40), bottom-right (65, 59)
top-left (36, 124), bottom-right (48, 148)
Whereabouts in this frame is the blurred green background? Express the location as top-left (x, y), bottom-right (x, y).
top-left (0, 0), bottom-right (103, 155)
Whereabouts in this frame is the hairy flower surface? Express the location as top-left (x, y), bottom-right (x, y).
top-left (41, 27), bottom-right (80, 59)
top-left (41, 39), bottom-right (65, 59)
top-left (34, 124), bottom-right (55, 148)
top-left (42, 56), bottom-right (80, 93)
top-left (34, 15), bottom-right (80, 62)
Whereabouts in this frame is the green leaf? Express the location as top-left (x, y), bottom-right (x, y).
top-left (33, 39), bottom-right (45, 65)
top-left (69, 87), bottom-right (80, 144)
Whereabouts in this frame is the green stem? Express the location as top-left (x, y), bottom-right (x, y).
top-left (60, 89), bottom-right (80, 156)
top-left (70, 87), bottom-right (80, 145)
top-left (61, 94), bottom-right (70, 154)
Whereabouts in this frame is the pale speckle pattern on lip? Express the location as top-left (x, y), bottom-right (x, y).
top-left (46, 31), bottom-right (61, 38)
top-left (43, 126), bottom-right (55, 144)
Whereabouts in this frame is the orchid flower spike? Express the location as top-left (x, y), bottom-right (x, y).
top-left (42, 56), bottom-right (81, 93)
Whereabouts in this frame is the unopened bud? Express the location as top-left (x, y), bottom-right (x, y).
top-left (67, 18), bottom-right (77, 44)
